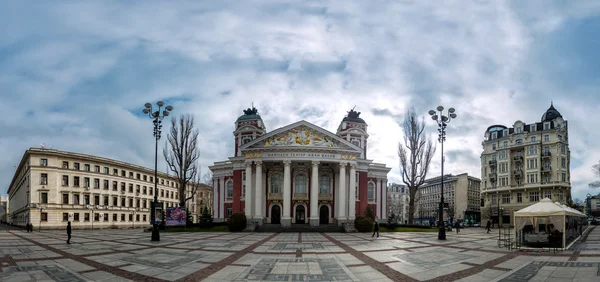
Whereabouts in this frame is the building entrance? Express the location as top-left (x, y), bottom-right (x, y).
top-left (320, 205), bottom-right (329, 224)
top-left (271, 205), bottom-right (281, 224)
top-left (295, 205), bottom-right (305, 224)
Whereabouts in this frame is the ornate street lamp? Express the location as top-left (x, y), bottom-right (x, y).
top-left (143, 101), bottom-right (174, 242)
top-left (428, 106), bottom-right (457, 240)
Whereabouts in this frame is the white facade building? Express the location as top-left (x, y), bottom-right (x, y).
top-left (387, 183), bottom-right (409, 224)
top-left (7, 148), bottom-right (180, 229)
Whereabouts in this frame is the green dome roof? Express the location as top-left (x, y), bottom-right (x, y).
top-left (237, 106), bottom-right (262, 121)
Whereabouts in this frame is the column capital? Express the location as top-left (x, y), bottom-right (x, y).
top-left (245, 162), bottom-right (253, 167)
top-left (339, 162), bottom-right (348, 167)
top-left (349, 163), bottom-right (357, 169)
top-left (255, 161), bottom-right (263, 166)
top-left (283, 160), bottom-right (292, 166)
top-left (311, 161), bottom-right (320, 166)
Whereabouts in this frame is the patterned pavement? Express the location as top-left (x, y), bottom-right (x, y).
top-left (1, 225), bottom-right (599, 281)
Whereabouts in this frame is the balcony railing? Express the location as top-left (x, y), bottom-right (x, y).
top-left (488, 172), bottom-right (497, 179)
top-left (513, 169), bottom-right (522, 176)
top-left (293, 193), bottom-right (308, 200)
top-left (542, 166), bottom-right (552, 171)
top-left (513, 155), bottom-right (523, 161)
top-left (542, 152), bottom-right (552, 158)
top-left (488, 160), bottom-right (497, 166)
top-left (268, 193), bottom-right (282, 200)
top-left (319, 194), bottom-right (332, 201)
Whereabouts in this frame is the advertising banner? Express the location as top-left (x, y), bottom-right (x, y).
top-left (154, 206), bottom-right (163, 225)
top-left (166, 207), bottom-right (186, 226)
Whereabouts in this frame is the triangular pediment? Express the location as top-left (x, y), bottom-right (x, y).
top-left (240, 120), bottom-right (362, 152)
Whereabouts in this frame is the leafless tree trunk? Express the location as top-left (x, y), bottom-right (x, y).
top-left (480, 206), bottom-right (492, 222)
top-left (163, 114), bottom-right (201, 207)
top-left (590, 161), bottom-right (600, 188)
top-left (398, 107), bottom-right (436, 224)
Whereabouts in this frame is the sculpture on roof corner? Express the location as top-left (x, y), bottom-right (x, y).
top-left (243, 106), bottom-right (259, 116)
top-left (347, 105), bottom-right (361, 119)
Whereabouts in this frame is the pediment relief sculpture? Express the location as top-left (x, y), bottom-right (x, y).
top-left (264, 126), bottom-right (339, 148)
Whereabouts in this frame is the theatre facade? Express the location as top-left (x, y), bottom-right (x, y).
top-left (209, 107), bottom-right (391, 226)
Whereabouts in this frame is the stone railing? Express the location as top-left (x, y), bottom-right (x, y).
top-left (268, 193), bottom-right (282, 200)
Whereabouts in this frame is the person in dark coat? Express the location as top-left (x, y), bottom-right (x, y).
top-left (372, 221), bottom-right (380, 238)
top-left (66, 222), bottom-right (72, 244)
top-left (455, 221), bottom-right (461, 233)
top-left (486, 219), bottom-right (492, 233)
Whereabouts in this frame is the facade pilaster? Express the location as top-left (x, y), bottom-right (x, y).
top-left (219, 177), bottom-right (225, 219)
top-left (376, 179), bottom-right (381, 219)
top-left (348, 164), bottom-right (356, 220)
top-left (254, 161), bottom-right (263, 224)
top-left (337, 162), bottom-right (347, 223)
top-left (310, 161), bottom-right (319, 226)
top-left (282, 160), bottom-right (292, 226)
top-left (244, 162), bottom-right (253, 218)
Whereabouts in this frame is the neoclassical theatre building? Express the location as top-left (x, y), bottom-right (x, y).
top-left (209, 107), bottom-right (391, 226)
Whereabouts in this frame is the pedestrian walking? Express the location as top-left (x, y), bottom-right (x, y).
top-left (455, 221), bottom-right (460, 233)
top-left (486, 219), bottom-right (492, 233)
top-left (66, 222), bottom-right (72, 244)
top-left (372, 221), bottom-right (380, 238)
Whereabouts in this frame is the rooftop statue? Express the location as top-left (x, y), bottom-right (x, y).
top-left (243, 107), bottom-right (259, 116)
top-left (347, 106), bottom-right (361, 119)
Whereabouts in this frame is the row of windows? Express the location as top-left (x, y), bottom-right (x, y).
top-left (40, 192), bottom-right (178, 208)
top-left (39, 174), bottom-right (177, 199)
top-left (232, 173), bottom-right (377, 200)
top-left (39, 158), bottom-right (178, 188)
top-left (490, 190), bottom-right (564, 204)
top-left (38, 212), bottom-right (148, 222)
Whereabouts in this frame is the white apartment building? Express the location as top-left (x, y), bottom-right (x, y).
top-left (415, 173), bottom-right (482, 225)
top-left (7, 148), bottom-right (181, 229)
top-left (387, 183), bottom-right (409, 224)
top-left (480, 103), bottom-right (571, 226)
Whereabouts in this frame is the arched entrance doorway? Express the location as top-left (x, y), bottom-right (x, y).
top-left (295, 205), bottom-right (305, 224)
top-left (319, 205), bottom-right (329, 224)
top-left (271, 205), bottom-right (281, 224)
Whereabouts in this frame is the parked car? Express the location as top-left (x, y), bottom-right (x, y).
top-left (473, 223), bottom-right (481, 227)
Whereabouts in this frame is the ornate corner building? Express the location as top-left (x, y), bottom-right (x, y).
top-left (480, 103), bottom-right (571, 225)
top-left (209, 107), bottom-right (392, 226)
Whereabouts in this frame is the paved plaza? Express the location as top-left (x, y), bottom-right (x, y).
top-left (0, 225), bottom-right (599, 282)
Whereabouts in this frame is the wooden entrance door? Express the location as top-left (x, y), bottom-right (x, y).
top-left (271, 205), bottom-right (281, 224)
top-left (295, 205), bottom-right (305, 224)
top-left (319, 205), bottom-right (329, 224)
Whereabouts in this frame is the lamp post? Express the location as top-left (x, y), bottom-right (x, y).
top-left (429, 106), bottom-right (457, 240)
top-left (143, 101), bottom-right (174, 242)
top-left (88, 205), bottom-right (95, 231)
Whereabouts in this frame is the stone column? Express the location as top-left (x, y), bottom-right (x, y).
top-left (254, 161), bottom-right (263, 224)
top-left (336, 162), bottom-right (347, 224)
top-left (376, 179), bottom-right (381, 219)
top-left (282, 160), bottom-right (292, 226)
top-left (382, 179), bottom-right (387, 220)
top-left (244, 162), bottom-right (253, 218)
top-left (348, 164), bottom-right (356, 220)
top-left (219, 177), bottom-right (225, 220)
top-left (310, 161), bottom-right (320, 226)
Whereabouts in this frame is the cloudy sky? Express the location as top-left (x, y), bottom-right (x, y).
top-left (2, 1), bottom-right (600, 202)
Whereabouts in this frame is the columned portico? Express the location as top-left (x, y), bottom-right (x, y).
top-left (310, 161), bottom-right (319, 226)
top-left (336, 162), bottom-right (347, 223)
top-left (348, 164), bottom-right (356, 220)
top-left (376, 179), bottom-right (382, 219)
top-left (209, 115), bottom-right (392, 226)
top-left (282, 160), bottom-right (292, 226)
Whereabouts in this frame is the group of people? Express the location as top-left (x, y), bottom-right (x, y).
top-left (25, 222), bottom-right (34, 232)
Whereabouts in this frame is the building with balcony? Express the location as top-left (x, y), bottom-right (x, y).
top-left (7, 148), bottom-right (180, 229)
top-left (188, 183), bottom-right (213, 222)
top-left (387, 183), bottom-right (409, 224)
top-left (209, 107), bottom-right (391, 226)
top-left (480, 103), bottom-right (571, 226)
top-left (414, 173), bottom-right (481, 225)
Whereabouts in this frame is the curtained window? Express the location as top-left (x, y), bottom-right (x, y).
top-left (295, 174), bottom-right (307, 193)
top-left (271, 173), bottom-right (281, 193)
top-left (226, 181), bottom-right (233, 199)
top-left (319, 174), bottom-right (330, 194)
top-left (368, 182), bottom-right (375, 200)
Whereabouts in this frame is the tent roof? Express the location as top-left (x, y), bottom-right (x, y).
top-left (514, 198), bottom-right (586, 217)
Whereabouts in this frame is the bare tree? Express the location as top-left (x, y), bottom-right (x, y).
top-left (590, 160), bottom-right (600, 188)
top-left (163, 114), bottom-right (201, 207)
top-left (202, 171), bottom-right (213, 185)
top-left (398, 107), bottom-right (436, 224)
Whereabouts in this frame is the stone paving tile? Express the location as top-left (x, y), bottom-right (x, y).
top-left (2, 226), bottom-right (600, 281)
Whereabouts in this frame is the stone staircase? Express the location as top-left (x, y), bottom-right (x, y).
top-left (256, 224), bottom-right (344, 233)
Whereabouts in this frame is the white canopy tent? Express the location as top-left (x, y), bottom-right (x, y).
top-left (514, 198), bottom-right (587, 249)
